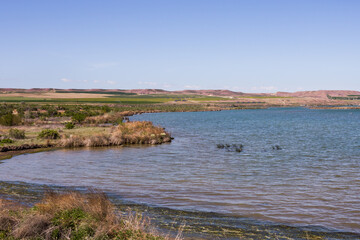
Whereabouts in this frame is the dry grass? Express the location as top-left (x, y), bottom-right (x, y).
top-left (1, 121), bottom-right (171, 151)
top-left (0, 191), bottom-right (182, 240)
top-left (0, 121), bottom-right (171, 161)
top-left (85, 112), bottom-right (133, 125)
top-left (59, 135), bottom-right (85, 148)
top-left (114, 121), bottom-right (171, 145)
top-left (58, 121), bottom-right (171, 148)
top-left (84, 134), bottom-right (111, 147)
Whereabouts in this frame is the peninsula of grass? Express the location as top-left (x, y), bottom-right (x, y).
top-left (0, 121), bottom-right (172, 159)
top-left (0, 191), bottom-right (182, 240)
top-left (0, 98), bottom-right (271, 160)
top-left (0, 103), bottom-right (174, 160)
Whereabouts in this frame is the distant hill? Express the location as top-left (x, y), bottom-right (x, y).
top-left (0, 88), bottom-right (247, 96)
top-left (1, 88), bottom-right (359, 98)
top-left (274, 90), bottom-right (360, 99)
top-left (172, 89), bottom-right (248, 96)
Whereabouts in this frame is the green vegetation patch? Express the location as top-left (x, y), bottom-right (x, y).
top-left (64, 122), bottom-right (75, 129)
top-left (0, 138), bottom-right (14, 144)
top-left (189, 96), bottom-right (228, 101)
top-left (38, 129), bottom-right (60, 139)
top-left (0, 96), bottom-right (168, 104)
top-left (9, 129), bottom-right (25, 139)
top-left (55, 90), bottom-right (136, 95)
top-left (238, 96), bottom-right (293, 99)
top-left (0, 113), bottom-right (22, 126)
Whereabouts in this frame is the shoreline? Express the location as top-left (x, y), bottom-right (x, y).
top-left (0, 119), bottom-right (172, 160)
top-left (1, 181), bottom-right (359, 239)
top-left (0, 107), bottom-right (266, 161)
top-left (1, 105), bottom-right (359, 161)
top-left (0, 147), bottom-right (56, 161)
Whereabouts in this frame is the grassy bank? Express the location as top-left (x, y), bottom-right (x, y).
top-left (0, 121), bottom-right (172, 160)
top-left (0, 100), bottom-right (268, 161)
top-left (59, 121), bottom-right (172, 148)
top-left (0, 191), bottom-right (182, 240)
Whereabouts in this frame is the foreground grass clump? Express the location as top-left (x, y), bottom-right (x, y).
top-left (0, 192), bottom-right (180, 240)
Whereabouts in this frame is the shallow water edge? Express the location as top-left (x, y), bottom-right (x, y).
top-left (1, 181), bottom-right (359, 239)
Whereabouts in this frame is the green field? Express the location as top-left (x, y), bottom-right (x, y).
top-left (238, 96), bottom-right (293, 99)
top-left (55, 90), bottom-right (136, 95)
top-left (0, 94), bottom-right (226, 104)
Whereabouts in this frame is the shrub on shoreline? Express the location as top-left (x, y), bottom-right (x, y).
top-left (0, 113), bottom-right (22, 126)
top-left (64, 121), bottom-right (75, 129)
top-left (71, 112), bottom-right (87, 124)
top-left (9, 128), bottom-right (25, 139)
top-left (0, 138), bottom-right (14, 144)
top-left (38, 129), bottom-right (60, 139)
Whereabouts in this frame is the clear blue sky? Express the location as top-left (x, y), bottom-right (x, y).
top-left (1, 0), bottom-right (359, 92)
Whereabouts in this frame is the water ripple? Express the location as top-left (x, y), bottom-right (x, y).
top-left (0, 108), bottom-right (359, 233)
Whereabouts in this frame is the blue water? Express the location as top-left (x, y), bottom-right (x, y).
top-left (1, 108), bottom-right (359, 233)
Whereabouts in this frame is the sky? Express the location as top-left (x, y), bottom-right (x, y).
top-left (0, 0), bottom-right (359, 93)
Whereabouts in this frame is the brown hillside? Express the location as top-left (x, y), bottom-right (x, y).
top-left (275, 90), bottom-right (360, 98)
